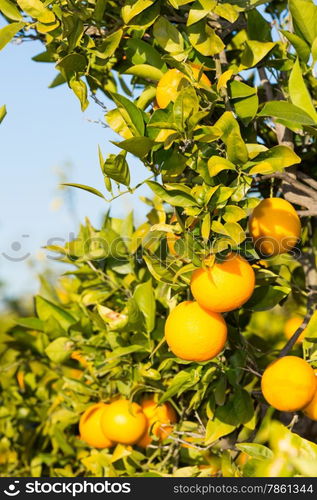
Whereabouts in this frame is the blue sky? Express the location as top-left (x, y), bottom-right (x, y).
top-left (0, 35), bottom-right (150, 302)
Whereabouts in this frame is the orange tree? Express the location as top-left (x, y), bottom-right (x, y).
top-left (2, 0), bottom-right (317, 477)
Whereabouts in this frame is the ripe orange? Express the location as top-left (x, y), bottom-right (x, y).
top-left (190, 252), bottom-right (255, 313)
top-left (284, 316), bottom-right (306, 344)
top-left (236, 452), bottom-right (250, 467)
top-left (156, 66), bottom-right (211, 109)
top-left (249, 198), bottom-right (301, 256)
top-left (71, 350), bottom-right (90, 368)
top-left (100, 399), bottom-right (147, 445)
top-left (261, 356), bottom-right (316, 412)
top-left (165, 301), bottom-right (227, 361)
top-left (79, 403), bottom-right (114, 449)
top-left (303, 370), bottom-right (317, 420)
top-left (137, 396), bottom-right (177, 447)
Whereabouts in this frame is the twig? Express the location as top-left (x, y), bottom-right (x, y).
top-left (258, 67), bottom-right (274, 101)
top-left (260, 172), bottom-right (317, 200)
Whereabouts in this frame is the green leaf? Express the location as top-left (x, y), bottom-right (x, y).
top-left (289, 0), bottom-right (317, 45)
top-left (69, 78), bottom-right (88, 111)
top-left (158, 368), bottom-right (201, 404)
top-left (223, 205), bottom-right (246, 223)
top-left (153, 17), bottom-right (184, 53)
top-left (15, 317), bottom-right (44, 330)
top-left (35, 296), bottom-right (77, 331)
top-left (121, 0), bottom-right (154, 24)
top-left (289, 59), bottom-right (317, 122)
top-left (216, 388), bottom-right (254, 426)
top-left (113, 137), bottom-right (154, 158)
top-left (106, 109), bottom-right (133, 139)
top-left (229, 81), bottom-right (259, 125)
top-left (229, 80), bottom-right (257, 99)
top-left (124, 64), bottom-right (164, 81)
top-left (103, 152), bottom-right (130, 187)
top-left (244, 285), bottom-right (290, 311)
top-left (240, 40), bottom-right (275, 69)
top-left (236, 443), bottom-right (273, 460)
top-left (17, 0), bottom-right (55, 22)
top-left (56, 54), bottom-right (86, 83)
top-left (201, 212), bottom-right (211, 241)
top-left (45, 337), bottom-right (73, 363)
top-left (214, 3), bottom-right (239, 22)
top-left (205, 418), bottom-right (236, 445)
top-left (173, 87), bottom-right (199, 131)
top-left (231, 93), bottom-right (258, 126)
top-left (126, 39), bottom-right (164, 69)
top-left (133, 280), bottom-right (156, 333)
top-left (136, 86), bottom-right (157, 110)
top-left (247, 8), bottom-right (271, 42)
top-left (248, 145), bottom-right (301, 174)
top-left (107, 345), bottom-right (144, 360)
top-left (110, 92), bottom-right (145, 137)
top-left (258, 101), bottom-right (316, 126)
top-left (188, 20), bottom-right (225, 56)
top-left (143, 255), bottom-right (176, 284)
top-left (208, 156), bottom-right (235, 177)
top-left (0, 0), bottom-right (22, 20)
top-left (215, 111), bottom-right (248, 165)
top-left (187, 0), bottom-right (216, 26)
top-left (0, 21), bottom-right (25, 51)
top-left (96, 29), bottom-right (123, 59)
top-left (280, 30), bottom-right (310, 63)
top-left (147, 181), bottom-right (197, 207)
top-left (62, 183), bottom-right (105, 199)
top-left (0, 104), bottom-right (7, 124)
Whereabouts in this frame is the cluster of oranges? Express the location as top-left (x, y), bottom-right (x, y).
top-left (78, 171), bottom-right (315, 449)
top-left (79, 397), bottom-right (177, 449)
top-left (164, 197), bottom-right (301, 364)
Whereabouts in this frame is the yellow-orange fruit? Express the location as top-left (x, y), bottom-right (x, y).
top-left (190, 252), bottom-right (255, 313)
top-left (79, 403), bottom-right (114, 449)
top-left (284, 316), bottom-right (306, 344)
top-left (100, 399), bottom-right (147, 445)
top-left (165, 301), bottom-right (227, 361)
top-left (303, 370), bottom-right (317, 420)
top-left (137, 397), bottom-right (177, 447)
top-left (156, 67), bottom-right (211, 109)
top-left (249, 198), bottom-right (301, 256)
top-left (261, 356), bottom-right (316, 412)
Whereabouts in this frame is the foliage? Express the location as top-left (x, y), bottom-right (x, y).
top-left (1, 0), bottom-right (317, 477)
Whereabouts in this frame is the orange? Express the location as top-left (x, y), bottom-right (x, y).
top-left (137, 396), bottom-right (177, 447)
top-left (79, 403), bottom-right (114, 449)
top-left (190, 252), bottom-right (255, 313)
top-left (249, 198), bottom-right (301, 256)
top-left (156, 66), bottom-right (211, 109)
top-left (284, 316), bottom-right (306, 344)
top-left (71, 350), bottom-right (89, 368)
top-left (165, 301), bottom-right (227, 361)
top-left (100, 399), bottom-right (147, 445)
top-left (236, 452), bottom-right (250, 467)
top-left (303, 370), bottom-right (317, 420)
top-left (261, 356), bottom-right (316, 412)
